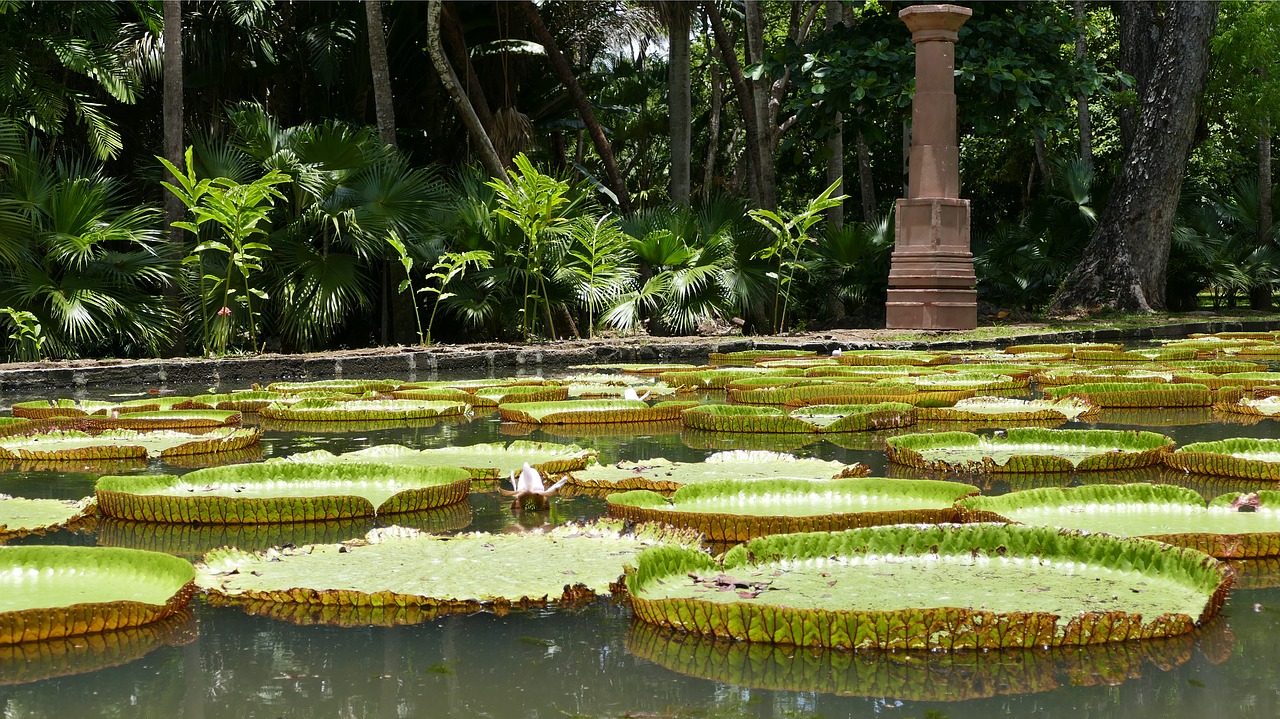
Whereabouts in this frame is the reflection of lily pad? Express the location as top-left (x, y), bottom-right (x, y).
top-left (259, 399), bottom-right (468, 422)
top-left (198, 521), bottom-right (700, 619)
top-left (95, 505), bottom-right (472, 559)
top-left (625, 618), bottom-right (1220, 701)
top-left (1165, 438), bottom-right (1280, 480)
top-left (607, 478), bottom-right (977, 541)
top-left (498, 399), bottom-right (697, 424)
top-left (0, 609), bottom-right (196, 686)
top-left (959, 484), bottom-right (1280, 558)
top-left (0, 428), bottom-right (261, 461)
top-left (628, 524), bottom-right (1230, 650)
top-left (96, 463), bottom-right (472, 523)
top-left (281, 441), bottom-right (596, 479)
top-left (917, 397), bottom-right (1097, 422)
top-left (0, 495), bottom-right (95, 541)
top-left (886, 428), bottom-right (1175, 473)
top-left (1226, 558), bottom-right (1280, 589)
top-left (679, 429), bottom-right (819, 454)
top-left (0, 546), bottom-right (196, 644)
top-left (569, 451), bottom-right (867, 491)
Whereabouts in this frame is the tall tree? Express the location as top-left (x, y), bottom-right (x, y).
top-left (519, 0), bottom-right (631, 212)
top-left (824, 0), bottom-right (844, 229)
top-left (162, 0), bottom-right (186, 356)
top-left (365, 0), bottom-right (397, 148)
top-left (1049, 2), bottom-right (1219, 314)
top-left (1073, 0), bottom-right (1093, 169)
top-left (706, 1), bottom-right (764, 206)
top-left (658, 2), bottom-right (692, 206)
top-left (426, 0), bottom-right (506, 181)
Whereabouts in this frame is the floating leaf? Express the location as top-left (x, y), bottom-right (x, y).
top-left (885, 428), bottom-right (1175, 473)
top-left (0, 546), bottom-right (195, 645)
top-left (1165, 438), bottom-right (1280, 480)
top-left (627, 524), bottom-right (1230, 650)
top-left (1043, 382), bottom-right (1213, 408)
top-left (0, 495), bottom-right (95, 541)
top-left (498, 399), bottom-right (697, 424)
top-left (568, 451), bottom-right (866, 491)
top-left (258, 399), bottom-right (468, 422)
top-left (0, 428), bottom-right (261, 461)
top-left (607, 477), bottom-right (978, 541)
top-left (917, 397), bottom-right (1098, 422)
top-left (280, 441), bottom-right (595, 479)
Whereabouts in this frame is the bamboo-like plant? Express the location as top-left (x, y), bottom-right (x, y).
top-left (748, 179), bottom-right (847, 333)
top-left (159, 148), bottom-right (290, 355)
top-left (385, 230), bottom-right (491, 345)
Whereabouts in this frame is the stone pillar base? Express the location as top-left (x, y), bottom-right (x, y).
top-left (886, 288), bottom-right (977, 329)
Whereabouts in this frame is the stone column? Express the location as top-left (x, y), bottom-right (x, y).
top-left (885, 4), bottom-right (977, 330)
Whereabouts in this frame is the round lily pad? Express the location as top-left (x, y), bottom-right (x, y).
top-left (0, 427), bottom-right (261, 461)
top-left (498, 399), bottom-right (698, 424)
top-left (607, 477), bottom-right (978, 542)
top-left (280, 441), bottom-right (596, 479)
top-left (627, 524), bottom-right (1231, 650)
top-left (197, 521), bottom-right (701, 620)
top-left (1043, 382), bottom-right (1213, 408)
top-left (85, 410), bottom-right (243, 431)
top-left (917, 397), bottom-right (1097, 423)
top-left (96, 462), bottom-right (472, 523)
top-left (0, 495), bottom-right (95, 541)
top-left (958, 483), bottom-right (1280, 558)
top-left (264, 379), bottom-right (399, 395)
top-left (569, 451), bottom-right (866, 492)
top-left (885, 428), bottom-right (1175, 473)
top-left (0, 546), bottom-right (196, 645)
top-left (258, 399), bottom-right (469, 422)
top-left (1214, 395), bottom-right (1280, 418)
top-left (1164, 437), bottom-right (1280, 480)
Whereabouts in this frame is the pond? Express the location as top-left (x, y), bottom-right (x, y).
top-left (1, 366), bottom-right (1279, 718)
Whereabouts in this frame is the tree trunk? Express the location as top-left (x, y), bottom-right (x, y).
top-left (1049, 1), bottom-right (1218, 315)
top-left (427, 0), bottom-right (507, 182)
top-left (744, 0), bottom-right (776, 209)
top-left (1253, 126), bottom-right (1274, 309)
top-left (668, 6), bottom-right (692, 206)
top-left (1033, 129), bottom-right (1051, 190)
top-left (162, 0), bottom-right (185, 357)
top-left (704, 60), bottom-right (723, 193)
top-left (857, 129), bottom-right (876, 222)
top-left (706, 2), bottom-right (764, 206)
top-left (443, 4), bottom-right (496, 138)
top-left (520, 0), bottom-right (631, 211)
top-left (1116, 1), bottom-right (1160, 153)
top-left (365, 0), bottom-right (397, 147)
top-left (1074, 0), bottom-right (1093, 168)
top-left (824, 0), bottom-right (844, 230)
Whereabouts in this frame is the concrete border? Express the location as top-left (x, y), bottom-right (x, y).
top-left (2, 319), bottom-right (1278, 392)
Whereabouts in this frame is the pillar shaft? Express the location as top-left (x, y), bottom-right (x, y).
top-left (885, 4), bottom-right (977, 330)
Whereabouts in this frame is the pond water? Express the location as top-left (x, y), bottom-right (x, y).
top-left (2, 372), bottom-right (1280, 718)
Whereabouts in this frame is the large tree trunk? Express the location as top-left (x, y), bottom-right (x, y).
top-left (1253, 126), bottom-right (1274, 309)
top-left (365, 0), bottom-right (396, 147)
top-left (1049, 1), bottom-right (1218, 315)
top-left (442, 5), bottom-right (496, 140)
top-left (520, 1), bottom-right (631, 211)
top-left (744, 0), bottom-right (776, 209)
top-left (162, 0), bottom-right (185, 357)
top-left (857, 128), bottom-right (876, 223)
top-left (824, 0), bottom-right (844, 230)
top-left (704, 60), bottom-right (723, 193)
top-left (668, 5), bottom-right (691, 206)
top-left (706, 2), bottom-right (764, 206)
top-left (1074, 0), bottom-right (1093, 168)
top-left (427, 0), bottom-right (507, 181)
top-left (1116, 1), bottom-right (1160, 153)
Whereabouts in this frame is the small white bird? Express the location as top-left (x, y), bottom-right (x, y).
top-left (500, 462), bottom-right (567, 508)
top-left (831, 348), bottom-right (843, 358)
top-left (623, 387), bottom-right (652, 401)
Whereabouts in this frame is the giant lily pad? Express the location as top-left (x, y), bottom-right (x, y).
top-left (837, 350), bottom-right (953, 366)
top-left (197, 521), bottom-right (700, 619)
top-left (1005, 343), bottom-right (1123, 356)
top-left (394, 385), bottom-right (568, 407)
top-left (1165, 437), bottom-right (1280, 480)
top-left (917, 397), bottom-right (1097, 422)
top-left (498, 399), bottom-right (697, 424)
top-left (607, 477), bottom-right (978, 542)
top-left (682, 403), bottom-right (915, 434)
top-left (264, 379), bottom-right (398, 395)
top-left (258, 398), bottom-right (468, 422)
top-left (1035, 367), bottom-right (1173, 387)
top-left (885, 428), bottom-right (1175, 473)
top-left (1214, 395), bottom-right (1280, 418)
top-left (657, 368), bottom-right (802, 390)
top-left (0, 546), bottom-right (196, 645)
top-left (627, 524), bottom-right (1230, 650)
top-left (709, 349), bottom-right (816, 366)
top-left (96, 462), bottom-right (472, 523)
top-left (0, 495), bottom-right (95, 541)
top-left (1043, 382), bottom-right (1213, 408)
top-left (729, 382), bottom-right (892, 405)
top-left (8, 398), bottom-right (198, 420)
top-left (0, 427), bottom-right (261, 461)
top-left (85, 410), bottom-right (243, 430)
top-left (625, 618), bottom-right (1219, 701)
top-left (186, 391), bottom-right (288, 411)
top-left (960, 483), bottom-right (1280, 557)
top-left (568, 451), bottom-right (867, 491)
top-left (1076, 348), bottom-right (1199, 363)
top-left (891, 373), bottom-right (1029, 392)
top-left (281, 441), bottom-right (595, 479)
top-left (1172, 372), bottom-right (1280, 390)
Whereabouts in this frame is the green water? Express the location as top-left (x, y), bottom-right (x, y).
top-left (1, 374), bottom-right (1280, 716)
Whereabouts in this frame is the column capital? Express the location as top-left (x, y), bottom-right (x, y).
top-left (899, 4), bottom-right (972, 43)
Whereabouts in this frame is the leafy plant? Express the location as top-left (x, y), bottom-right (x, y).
top-left (0, 307), bottom-right (44, 361)
top-left (159, 147), bottom-right (290, 355)
top-left (748, 179), bottom-right (846, 333)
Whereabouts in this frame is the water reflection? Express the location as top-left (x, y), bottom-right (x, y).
top-left (0, 610), bottom-right (196, 687)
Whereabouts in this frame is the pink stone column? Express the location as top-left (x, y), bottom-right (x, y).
top-left (885, 4), bottom-right (977, 330)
